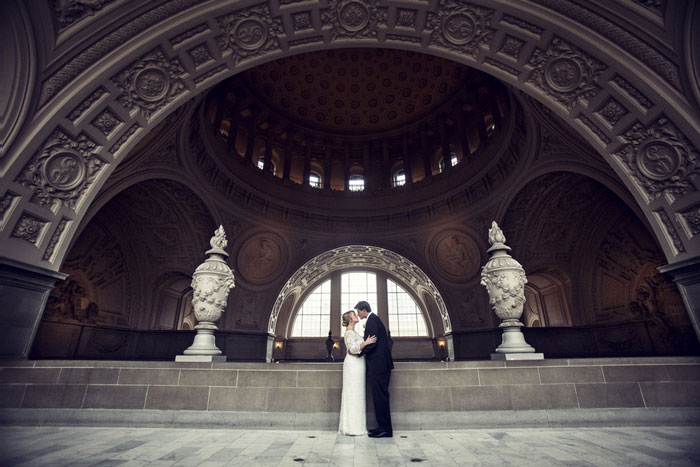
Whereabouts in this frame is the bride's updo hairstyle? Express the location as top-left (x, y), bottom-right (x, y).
top-left (341, 310), bottom-right (355, 327)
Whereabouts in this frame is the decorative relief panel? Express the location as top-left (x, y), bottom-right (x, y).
top-left (500, 14), bottom-right (543, 37)
top-left (112, 49), bottom-right (185, 120)
top-left (188, 44), bottom-right (213, 68)
top-left (91, 108), bottom-right (122, 136)
top-left (429, 230), bottom-right (481, 282)
top-left (396, 9), bottom-right (416, 28)
top-left (237, 232), bottom-right (288, 285)
top-left (611, 74), bottom-right (653, 110)
top-left (426, 2), bottom-right (494, 57)
top-left (500, 35), bottom-right (525, 59)
top-left (55, 0), bottom-right (117, 29)
top-left (69, 88), bottom-right (107, 122)
top-left (677, 205), bottom-right (700, 238)
top-left (170, 23), bottom-right (210, 47)
top-left (654, 209), bottom-right (686, 254)
top-left (292, 11), bottom-right (313, 31)
top-left (530, 0), bottom-right (680, 90)
top-left (110, 124), bottom-right (140, 154)
top-left (42, 0), bottom-right (204, 106)
top-left (0, 192), bottom-right (19, 227)
top-left (43, 218), bottom-right (69, 261)
top-left (615, 117), bottom-right (699, 202)
top-left (17, 130), bottom-right (106, 210)
top-left (596, 98), bottom-right (628, 127)
top-left (216, 6), bottom-right (284, 65)
top-left (11, 213), bottom-right (47, 244)
top-left (322, 0), bottom-right (384, 40)
top-left (527, 38), bottom-right (605, 111)
top-left (578, 115), bottom-right (610, 145)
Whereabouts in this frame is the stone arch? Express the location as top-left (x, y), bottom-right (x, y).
top-left (268, 244), bottom-right (452, 346)
top-left (1, 0), bottom-right (699, 275)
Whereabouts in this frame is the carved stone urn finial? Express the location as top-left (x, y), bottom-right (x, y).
top-left (481, 222), bottom-right (542, 359)
top-left (177, 225), bottom-right (235, 361)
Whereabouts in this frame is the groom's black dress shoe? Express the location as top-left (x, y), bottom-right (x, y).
top-left (368, 428), bottom-right (381, 434)
top-left (368, 431), bottom-right (392, 438)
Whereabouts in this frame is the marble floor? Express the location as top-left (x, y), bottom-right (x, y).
top-left (0, 425), bottom-right (699, 466)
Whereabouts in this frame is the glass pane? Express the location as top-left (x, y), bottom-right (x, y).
top-left (291, 279), bottom-right (331, 337)
top-left (386, 278), bottom-right (428, 337)
top-left (340, 271), bottom-right (377, 335)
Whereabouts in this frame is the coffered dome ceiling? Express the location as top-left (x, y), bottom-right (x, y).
top-left (238, 48), bottom-right (477, 134)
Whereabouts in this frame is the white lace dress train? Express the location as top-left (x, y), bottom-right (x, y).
top-left (338, 329), bottom-right (367, 436)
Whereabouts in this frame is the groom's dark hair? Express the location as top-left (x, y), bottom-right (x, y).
top-left (355, 301), bottom-right (371, 313)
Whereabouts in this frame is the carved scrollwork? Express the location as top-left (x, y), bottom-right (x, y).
top-left (527, 38), bottom-right (605, 111)
top-left (614, 117), bottom-right (699, 201)
top-left (112, 49), bottom-right (185, 120)
top-left (216, 7), bottom-right (283, 64)
top-left (427, 3), bottom-right (494, 57)
top-left (17, 130), bottom-right (106, 210)
top-left (321, 0), bottom-right (383, 40)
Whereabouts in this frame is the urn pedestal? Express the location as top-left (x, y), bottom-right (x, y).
top-left (176, 226), bottom-right (235, 363)
top-left (480, 222), bottom-right (543, 361)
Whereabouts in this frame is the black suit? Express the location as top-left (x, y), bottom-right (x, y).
top-left (361, 312), bottom-right (394, 433)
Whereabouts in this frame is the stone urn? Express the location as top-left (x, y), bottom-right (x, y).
top-left (181, 225), bottom-right (235, 358)
top-left (480, 221), bottom-right (539, 356)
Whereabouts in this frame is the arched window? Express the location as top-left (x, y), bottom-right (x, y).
top-left (392, 171), bottom-right (406, 187)
top-left (309, 172), bottom-right (322, 188)
top-left (439, 153), bottom-right (458, 172)
top-left (387, 279), bottom-right (428, 336)
top-left (290, 270), bottom-right (428, 338)
top-left (291, 280), bottom-right (331, 336)
top-left (348, 176), bottom-right (364, 191)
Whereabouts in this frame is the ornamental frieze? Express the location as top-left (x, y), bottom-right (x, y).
top-left (527, 38), bottom-right (605, 112)
top-left (17, 130), bottom-right (107, 211)
top-left (614, 117), bottom-right (699, 202)
top-left (426, 2), bottom-right (494, 58)
top-left (216, 6), bottom-right (283, 65)
top-left (112, 49), bottom-right (186, 121)
top-left (55, 0), bottom-right (117, 29)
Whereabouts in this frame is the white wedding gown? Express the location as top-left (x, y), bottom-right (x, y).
top-left (338, 329), bottom-right (367, 436)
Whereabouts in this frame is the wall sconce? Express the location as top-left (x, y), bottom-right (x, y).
top-left (333, 341), bottom-right (340, 349)
top-left (437, 338), bottom-right (446, 348)
top-left (274, 341), bottom-right (284, 350)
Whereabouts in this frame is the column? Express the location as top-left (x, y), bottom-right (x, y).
top-left (283, 127), bottom-right (293, 181)
top-left (0, 259), bottom-right (68, 358)
top-left (363, 142), bottom-right (371, 190)
top-left (421, 127), bottom-right (432, 181)
top-left (382, 139), bottom-right (390, 188)
top-left (244, 108), bottom-right (257, 164)
top-left (455, 103), bottom-right (469, 161)
top-left (264, 124), bottom-right (274, 174)
top-left (344, 143), bottom-right (351, 191)
top-left (376, 272), bottom-right (389, 329)
top-left (402, 133), bottom-right (413, 185)
top-left (330, 275), bottom-right (342, 336)
top-left (324, 141), bottom-right (332, 191)
top-left (659, 257), bottom-right (700, 342)
top-left (303, 135), bottom-right (312, 186)
top-left (439, 114), bottom-right (453, 174)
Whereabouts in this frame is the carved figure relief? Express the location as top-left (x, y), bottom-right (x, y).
top-left (430, 230), bottom-right (481, 282)
top-left (237, 233), bottom-right (288, 284)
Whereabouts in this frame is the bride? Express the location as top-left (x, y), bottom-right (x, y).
top-left (338, 310), bottom-right (376, 436)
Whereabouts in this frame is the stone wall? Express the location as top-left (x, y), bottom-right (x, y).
top-left (1, 357), bottom-right (698, 429)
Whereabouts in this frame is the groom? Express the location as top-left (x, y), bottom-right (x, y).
top-left (356, 300), bottom-right (394, 438)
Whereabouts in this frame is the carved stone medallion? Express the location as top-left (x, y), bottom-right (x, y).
top-left (338, 1), bottom-right (370, 32)
top-left (545, 57), bottom-right (582, 92)
top-left (42, 152), bottom-right (87, 191)
top-left (442, 13), bottom-right (476, 45)
top-left (430, 230), bottom-right (481, 282)
top-left (636, 141), bottom-right (681, 181)
top-left (237, 232), bottom-right (288, 284)
top-left (234, 18), bottom-right (268, 50)
top-left (133, 67), bottom-right (171, 102)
